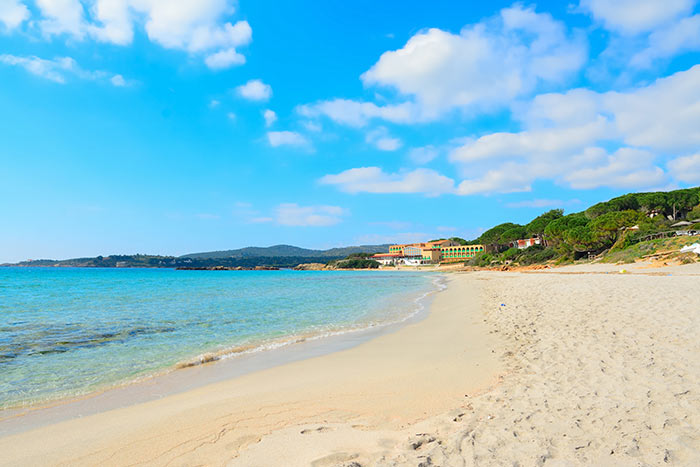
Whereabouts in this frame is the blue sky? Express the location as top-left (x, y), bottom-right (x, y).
top-left (1, 0), bottom-right (700, 262)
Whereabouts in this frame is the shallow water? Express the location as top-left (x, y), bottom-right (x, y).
top-left (0, 267), bottom-right (437, 408)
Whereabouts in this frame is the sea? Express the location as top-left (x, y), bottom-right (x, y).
top-left (0, 267), bottom-right (440, 409)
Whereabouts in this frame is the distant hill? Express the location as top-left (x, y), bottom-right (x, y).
top-left (181, 244), bottom-right (390, 259)
top-left (4, 244), bottom-right (392, 269)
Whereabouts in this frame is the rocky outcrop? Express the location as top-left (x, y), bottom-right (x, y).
top-left (293, 263), bottom-right (328, 271)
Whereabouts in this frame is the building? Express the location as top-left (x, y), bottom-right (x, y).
top-left (440, 245), bottom-right (486, 263)
top-left (370, 253), bottom-right (402, 266)
top-left (376, 239), bottom-right (485, 265)
top-left (508, 237), bottom-right (542, 249)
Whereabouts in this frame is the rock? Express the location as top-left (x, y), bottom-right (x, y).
top-left (293, 263), bottom-right (328, 271)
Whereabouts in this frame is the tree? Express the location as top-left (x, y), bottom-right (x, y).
top-left (526, 209), bottom-right (564, 236)
top-left (477, 223), bottom-right (521, 244)
top-left (564, 225), bottom-right (600, 251)
top-left (689, 204), bottom-right (700, 221)
top-left (544, 213), bottom-right (589, 247)
top-left (590, 210), bottom-right (643, 245)
top-left (499, 226), bottom-right (528, 243)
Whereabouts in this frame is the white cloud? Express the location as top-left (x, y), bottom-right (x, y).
top-left (263, 109), bottom-right (277, 127)
top-left (668, 153), bottom-right (700, 183)
top-left (603, 65), bottom-right (700, 152)
top-left (630, 14), bottom-right (700, 67)
top-left (456, 164), bottom-right (536, 195)
top-left (209, 99), bottom-right (220, 108)
top-left (320, 167), bottom-right (456, 196)
top-left (564, 148), bottom-right (666, 189)
top-left (450, 118), bottom-right (611, 164)
top-left (274, 203), bottom-right (345, 227)
top-left (408, 145), bottom-right (439, 164)
top-left (0, 54), bottom-right (127, 86)
top-left (580, 0), bottom-right (694, 35)
top-left (298, 99), bottom-right (419, 127)
top-left (30, 1), bottom-right (252, 68)
top-left (227, 112), bottom-right (236, 120)
top-left (365, 127), bottom-right (402, 151)
top-left (36, 0), bottom-right (86, 38)
top-left (301, 120), bottom-right (321, 132)
top-left (445, 65), bottom-right (700, 194)
top-left (300, 5), bottom-right (586, 127)
top-left (110, 74), bottom-right (126, 86)
top-left (359, 4), bottom-right (586, 120)
top-left (267, 131), bottom-right (308, 147)
top-left (0, 0), bottom-right (29, 30)
top-left (236, 79), bottom-right (272, 101)
top-left (204, 48), bottom-right (245, 70)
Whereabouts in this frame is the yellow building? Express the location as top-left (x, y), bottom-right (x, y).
top-left (387, 240), bottom-right (482, 264)
top-left (440, 244), bottom-right (485, 262)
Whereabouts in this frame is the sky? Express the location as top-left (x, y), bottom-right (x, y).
top-left (1, 0), bottom-right (700, 262)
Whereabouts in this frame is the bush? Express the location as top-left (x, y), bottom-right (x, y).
top-left (501, 247), bottom-right (520, 261)
top-left (688, 205), bottom-right (700, 221)
top-left (336, 258), bottom-right (380, 269)
top-left (468, 252), bottom-right (494, 267)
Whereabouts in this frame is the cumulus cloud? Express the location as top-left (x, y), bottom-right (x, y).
top-left (307, 3), bottom-right (585, 127)
top-left (564, 148), bottom-right (666, 189)
top-left (236, 79), bottom-right (272, 101)
top-left (0, 53), bottom-right (127, 85)
top-left (365, 127), bottom-right (402, 151)
top-left (244, 204), bottom-right (346, 227)
top-left (204, 48), bottom-right (245, 70)
top-left (408, 145), bottom-right (439, 164)
top-left (110, 74), bottom-right (126, 86)
top-left (408, 145), bottom-right (440, 164)
top-left (298, 99), bottom-right (420, 127)
top-left (28, 0), bottom-right (252, 69)
top-left (629, 14), bottom-right (700, 67)
top-left (0, 0), bottom-right (29, 30)
top-left (580, 0), bottom-right (694, 35)
top-left (450, 118), bottom-right (611, 164)
top-left (274, 203), bottom-right (345, 226)
top-left (668, 153), bottom-right (700, 183)
top-left (445, 65), bottom-right (700, 194)
top-left (603, 65), bottom-right (700, 152)
top-left (263, 109), bottom-right (277, 127)
top-left (362, 4), bottom-right (586, 119)
top-left (320, 167), bottom-right (456, 196)
top-left (267, 131), bottom-right (309, 147)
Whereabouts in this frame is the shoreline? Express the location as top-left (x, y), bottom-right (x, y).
top-left (0, 274), bottom-right (446, 432)
top-left (0, 273), bottom-right (503, 465)
top-left (3, 264), bottom-right (696, 465)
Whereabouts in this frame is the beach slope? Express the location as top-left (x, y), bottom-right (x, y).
top-left (0, 275), bottom-right (501, 466)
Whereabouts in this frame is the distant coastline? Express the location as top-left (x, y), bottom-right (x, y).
top-left (0, 244), bottom-right (391, 270)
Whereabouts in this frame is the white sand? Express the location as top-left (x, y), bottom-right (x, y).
top-left (1, 266), bottom-right (699, 466)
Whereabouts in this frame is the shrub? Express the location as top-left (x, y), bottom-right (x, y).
top-left (336, 258), bottom-right (380, 269)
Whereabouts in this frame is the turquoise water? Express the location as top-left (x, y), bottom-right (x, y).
top-left (0, 268), bottom-right (438, 409)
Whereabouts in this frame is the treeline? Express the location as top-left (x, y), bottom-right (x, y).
top-left (466, 187), bottom-right (700, 266)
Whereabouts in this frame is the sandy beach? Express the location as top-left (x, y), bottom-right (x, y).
top-left (2, 264), bottom-right (700, 466)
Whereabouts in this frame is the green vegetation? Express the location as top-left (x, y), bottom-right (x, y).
top-left (327, 253), bottom-right (380, 269)
top-left (462, 187), bottom-right (700, 268)
top-left (601, 236), bottom-right (700, 264)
